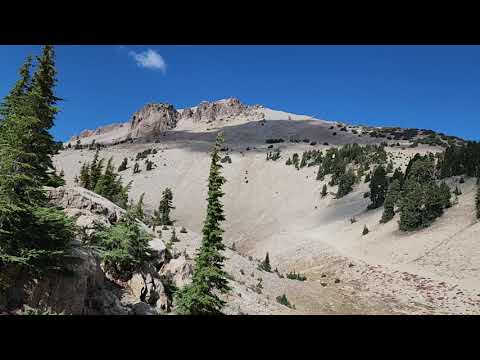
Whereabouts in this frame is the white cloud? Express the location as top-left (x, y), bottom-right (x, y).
top-left (128, 49), bottom-right (167, 73)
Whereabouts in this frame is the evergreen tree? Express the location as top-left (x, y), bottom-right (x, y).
top-left (89, 149), bottom-right (104, 189)
top-left (78, 156), bottom-right (130, 208)
top-left (386, 160), bottom-right (394, 173)
top-left (364, 172), bottom-right (371, 183)
top-left (336, 168), bottom-right (356, 198)
top-left (45, 167), bottom-right (66, 188)
top-left (0, 50), bottom-right (75, 269)
top-left (368, 165), bottom-right (388, 209)
top-left (146, 160), bottom-right (153, 171)
top-left (380, 179), bottom-right (400, 223)
top-left (321, 183), bottom-right (328, 198)
top-left (0, 56), bottom-right (33, 118)
top-left (300, 153), bottom-right (308, 168)
top-left (28, 45), bottom-right (63, 187)
top-left (79, 162), bottom-right (90, 188)
top-left (391, 167), bottom-right (404, 184)
top-left (316, 164), bottom-right (325, 181)
top-left (175, 133), bottom-right (231, 314)
top-left (362, 225), bottom-right (369, 235)
top-left (258, 252), bottom-right (272, 272)
top-left (285, 157), bottom-right (292, 166)
top-left (438, 182), bottom-right (452, 209)
top-left (156, 188), bottom-right (174, 226)
top-left (292, 153), bottom-right (300, 169)
top-left (132, 193), bottom-right (145, 221)
top-left (118, 157), bottom-right (127, 172)
top-left (133, 162), bottom-right (140, 174)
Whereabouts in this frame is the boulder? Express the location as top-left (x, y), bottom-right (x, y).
top-left (127, 270), bottom-right (170, 313)
top-left (6, 244), bottom-right (130, 315)
top-left (131, 302), bottom-right (158, 315)
top-left (47, 186), bottom-right (125, 225)
top-left (160, 254), bottom-right (194, 288)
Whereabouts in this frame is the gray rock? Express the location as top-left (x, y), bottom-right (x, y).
top-left (131, 302), bottom-right (158, 315)
top-left (129, 103), bottom-right (179, 139)
top-left (160, 255), bottom-right (194, 288)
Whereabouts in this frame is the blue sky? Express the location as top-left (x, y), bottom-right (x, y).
top-left (1, 45), bottom-right (479, 141)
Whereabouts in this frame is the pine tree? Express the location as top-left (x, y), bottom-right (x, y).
top-left (133, 162), bottom-right (140, 174)
top-left (316, 164), bottom-right (325, 181)
top-left (175, 133), bottom-right (231, 314)
top-left (89, 149), bottom-right (104, 189)
top-left (321, 183), bottom-right (328, 198)
top-left (132, 193), bottom-right (145, 221)
top-left (391, 167), bottom-right (404, 184)
top-left (0, 56), bottom-right (33, 118)
top-left (292, 153), bottom-right (300, 170)
top-left (27, 45), bottom-right (63, 187)
top-left (0, 50), bottom-right (75, 269)
top-left (386, 160), bottom-right (394, 173)
top-left (439, 182), bottom-right (452, 208)
top-left (156, 188), bottom-right (174, 226)
top-left (399, 179), bottom-right (424, 231)
top-left (146, 160), bottom-right (153, 171)
top-left (368, 165), bottom-right (388, 209)
top-left (118, 157), bottom-right (127, 172)
top-left (364, 172), bottom-right (371, 183)
top-left (259, 252), bottom-right (272, 272)
top-left (336, 168), bottom-right (356, 198)
top-left (78, 156), bottom-right (130, 208)
top-left (362, 225), bottom-right (369, 235)
top-left (285, 157), bottom-right (292, 166)
top-left (381, 179), bottom-right (400, 223)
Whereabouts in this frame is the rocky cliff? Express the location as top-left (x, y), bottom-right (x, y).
top-left (67, 98), bottom-right (265, 145)
top-left (129, 103), bottom-right (179, 140)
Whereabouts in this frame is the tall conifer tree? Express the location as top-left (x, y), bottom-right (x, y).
top-left (175, 133), bottom-right (231, 314)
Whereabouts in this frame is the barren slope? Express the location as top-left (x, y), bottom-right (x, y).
top-left (55, 103), bottom-right (480, 314)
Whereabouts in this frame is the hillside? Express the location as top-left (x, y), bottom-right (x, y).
top-left (54, 98), bottom-right (480, 314)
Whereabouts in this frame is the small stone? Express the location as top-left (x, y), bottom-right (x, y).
top-left (320, 283), bottom-right (328, 287)
top-left (334, 279), bottom-right (340, 284)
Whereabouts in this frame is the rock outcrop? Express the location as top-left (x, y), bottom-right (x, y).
top-left (65, 98), bottom-right (265, 146)
top-left (129, 103), bottom-right (179, 139)
top-left (184, 97), bottom-right (263, 123)
top-left (1, 186), bottom-right (175, 315)
top-left (47, 186), bottom-right (126, 225)
top-left (160, 254), bottom-right (194, 289)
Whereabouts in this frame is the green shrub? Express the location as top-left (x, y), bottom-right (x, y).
top-left (286, 270), bottom-right (307, 281)
top-left (276, 294), bottom-right (294, 309)
top-left (92, 211), bottom-right (154, 280)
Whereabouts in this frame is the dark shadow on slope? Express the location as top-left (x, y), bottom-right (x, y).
top-left (125, 119), bottom-right (381, 154)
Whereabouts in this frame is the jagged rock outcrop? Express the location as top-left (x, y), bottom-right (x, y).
top-left (127, 270), bottom-right (170, 312)
top-left (1, 186), bottom-right (175, 315)
top-left (47, 186), bottom-right (125, 225)
top-left (2, 242), bottom-right (130, 315)
top-left (65, 98), bottom-right (265, 146)
top-left (129, 103), bottom-right (179, 139)
top-left (185, 97), bottom-right (263, 123)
